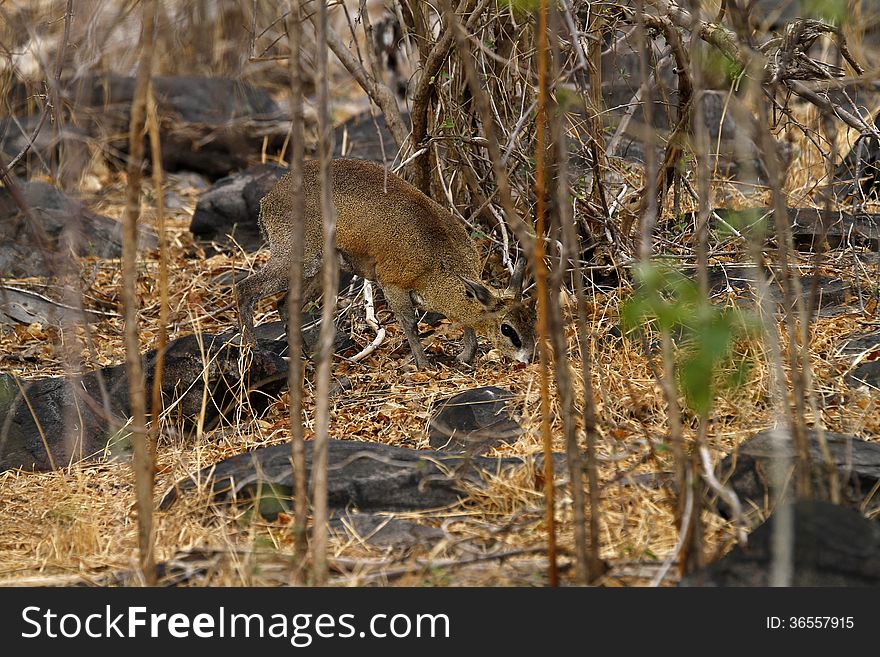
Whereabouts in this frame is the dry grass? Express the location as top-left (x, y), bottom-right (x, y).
top-left (2, 2), bottom-right (880, 588)
top-left (1, 147), bottom-right (877, 586)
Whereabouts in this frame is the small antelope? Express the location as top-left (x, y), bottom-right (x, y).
top-left (236, 159), bottom-right (536, 369)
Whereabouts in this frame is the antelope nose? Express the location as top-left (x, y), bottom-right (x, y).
top-left (516, 347), bottom-right (535, 364)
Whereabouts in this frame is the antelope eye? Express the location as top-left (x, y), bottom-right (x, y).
top-left (501, 323), bottom-right (522, 349)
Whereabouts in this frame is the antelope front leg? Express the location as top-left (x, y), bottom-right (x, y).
top-left (382, 284), bottom-right (429, 369)
top-left (235, 258), bottom-right (289, 345)
top-left (458, 327), bottom-right (477, 363)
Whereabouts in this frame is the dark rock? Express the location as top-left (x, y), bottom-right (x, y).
top-left (0, 286), bottom-right (104, 326)
top-left (333, 112), bottom-right (401, 162)
top-left (0, 333), bottom-right (287, 472)
top-left (189, 164), bottom-right (286, 252)
top-left (846, 361), bottom-right (880, 391)
top-left (83, 75), bottom-right (280, 124)
top-left (159, 439), bottom-right (548, 513)
top-left (793, 276), bottom-right (852, 317)
top-left (836, 331), bottom-right (880, 391)
top-left (169, 171), bottom-right (210, 191)
top-left (0, 114), bottom-right (91, 180)
top-left (855, 251), bottom-right (880, 266)
top-left (836, 330), bottom-right (880, 358)
top-left (717, 429), bottom-right (880, 518)
top-left (4, 76), bottom-right (288, 180)
top-left (835, 110), bottom-right (880, 200)
top-left (419, 311), bottom-right (447, 327)
top-left (707, 264), bottom-right (760, 298)
top-left (427, 386), bottom-right (523, 453)
top-left (705, 262), bottom-right (852, 316)
top-left (81, 75), bottom-right (287, 178)
top-left (709, 207), bottom-right (880, 252)
top-left (681, 501), bottom-right (880, 586)
top-left (601, 84), bottom-right (792, 181)
top-left (329, 512), bottom-right (444, 548)
top-left (618, 471), bottom-right (673, 490)
top-left (215, 317), bottom-right (356, 358)
top-left (787, 208), bottom-right (880, 251)
top-left (0, 180), bottom-right (156, 279)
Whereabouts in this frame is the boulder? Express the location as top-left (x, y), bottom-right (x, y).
top-left (4, 76), bottom-right (289, 180)
top-left (160, 439), bottom-right (548, 513)
top-left (0, 114), bottom-right (91, 181)
top-left (835, 109), bottom-right (880, 200)
top-left (189, 164), bottom-right (285, 252)
top-left (705, 261), bottom-right (854, 317)
top-left (0, 179), bottom-right (155, 279)
top-left (716, 429), bottom-right (880, 517)
top-left (329, 512), bottom-right (444, 548)
top-left (0, 333), bottom-right (287, 472)
top-left (215, 317), bottom-right (357, 359)
top-left (82, 75), bottom-right (287, 178)
top-left (333, 111), bottom-right (401, 162)
top-left (846, 361), bottom-right (880, 391)
top-left (427, 386), bottom-right (523, 453)
top-left (708, 207), bottom-right (880, 252)
top-left (835, 330), bottom-right (880, 358)
top-left (682, 501), bottom-right (880, 586)
top-left (836, 331), bottom-right (880, 391)
top-left (787, 208), bottom-right (880, 251)
top-left (0, 286), bottom-right (105, 326)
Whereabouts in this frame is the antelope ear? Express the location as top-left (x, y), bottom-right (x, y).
top-left (461, 277), bottom-right (493, 307)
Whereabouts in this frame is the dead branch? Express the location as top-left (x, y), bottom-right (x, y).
top-left (309, 6), bottom-right (409, 151)
top-left (121, 0), bottom-right (158, 586)
top-left (310, 0), bottom-right (338, 587)
top-left (286, 0), bottom-right (310, 581)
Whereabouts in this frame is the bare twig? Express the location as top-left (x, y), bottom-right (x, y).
top-left (145, 85), bottom-right (167, 460)
top-left (122, 0), bottom-right (158, 586)
top-left (311, 9), bottom-right (409, 150)
top-left (287, 0), bottom-right (310, 579)
top-left (408, 0), bottom-right (481, 192)
top-left (699, 446), bottom-right (746, 546)
top-left (534, 0), bottom-right (558, 588)
top-left (348, 280), bottom-right (386, 363)
top-left (650, 470), bottom-right (693, 587)
top-left (311, 0), bottom-right (338, 587)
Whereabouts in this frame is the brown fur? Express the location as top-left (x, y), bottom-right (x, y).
top-left (236, 159), bottom-right (535, 368)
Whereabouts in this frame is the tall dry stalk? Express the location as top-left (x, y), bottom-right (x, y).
top-left (814, 57), bottom-right (842, 505)
top-left (549, 4), bottom-right (604, 583)
top-left (146, 85), bottom-right (167, 459)
top-left (720, 6), bottom-right (795, 584)
top-left (441, 2), bottom-right (534, 252)
top-left (286, 0), bottom-right (310, 577)
top-left (545, 7), bottom-right (588, 585)
top-left (47, 0), bottom-right (94, 473)
top-left (311, 0), bottom-right (338, 586)
top-left (534, 0), bottom-right (558, 588)
top-left (441, 0), bottom-right (549, 580)
top-left (684, 1), bottom-right (711, 573)
top-left (585, 0), bottom-right (605, 204)
top-left (633, 3), bottom-right (659, 260)
top-left (121, 0), bottom-right (158, 586)
top-left (630, 4), bottom-right (689, 566)
top-left (407, 0), bottom-right (479, 192)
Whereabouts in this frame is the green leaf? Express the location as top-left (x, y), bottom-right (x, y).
top-left (802, 0), bottom-right (847, 25)
top-left (621, 261), bottom-right (760, 415)
top-left (505, 0), bottom-right (541, 12)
